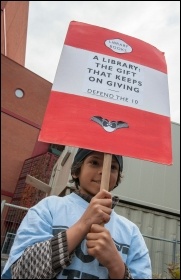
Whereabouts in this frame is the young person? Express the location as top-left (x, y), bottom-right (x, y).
top-left (1, 148), bottom-right (152, 279)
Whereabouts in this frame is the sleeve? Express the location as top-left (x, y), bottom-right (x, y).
top-left (124, 263), bottom-right (134, 279)
top-left (1, 196), bottom-right (71, 279)
top-left (126, 226), bottom-right (152, 279)
top-left (11, 231), bottom-right (74, 279)
top-left (11, 239), bottom-right (54, 279)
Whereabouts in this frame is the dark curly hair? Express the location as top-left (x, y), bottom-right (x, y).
top-left (69, 160), bottom-right (123, 189)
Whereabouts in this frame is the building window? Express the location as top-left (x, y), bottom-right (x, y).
top-left (49, 144), bottom-right (65, 156)
top-left (15, 88), bottom-right (24, 98)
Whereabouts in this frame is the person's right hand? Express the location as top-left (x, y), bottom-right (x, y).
top-left (79, 189), bottom-right (112, 232)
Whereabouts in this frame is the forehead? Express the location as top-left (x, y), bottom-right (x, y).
top-left (85, 152), bottom-right (118, 163)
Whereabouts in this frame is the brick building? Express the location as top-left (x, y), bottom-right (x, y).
top-left (1, 1), bottom-right (60, 206)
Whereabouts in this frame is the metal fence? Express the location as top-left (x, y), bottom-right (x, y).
top-left (143, 234), bottom-right (180, 278)
top-left (1, 201), bottom-right (180, 278)
top-left (1, 201), bottom-right (29, 273)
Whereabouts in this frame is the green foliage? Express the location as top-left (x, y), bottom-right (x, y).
top-left (167, 262), bottom-right (180, 279)
top-left (152, 257), bottom-right (180, 279)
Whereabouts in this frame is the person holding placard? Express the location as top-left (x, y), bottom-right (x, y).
top-left (1, 148), bottom-right (152, 279)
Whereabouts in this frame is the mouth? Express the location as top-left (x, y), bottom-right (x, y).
top-left (92, 180), bottom-right (101, 184)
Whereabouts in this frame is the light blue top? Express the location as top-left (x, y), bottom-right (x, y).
top-left (1, 193), bottom-right (152, 279)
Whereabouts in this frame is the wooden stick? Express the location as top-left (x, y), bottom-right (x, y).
top-left (100, 153), bottom-right (112, 191)
top-left (100, 153), bottom-right (112, 227)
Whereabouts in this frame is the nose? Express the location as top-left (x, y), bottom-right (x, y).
top-left (97, 165), bottom-right (103, 174)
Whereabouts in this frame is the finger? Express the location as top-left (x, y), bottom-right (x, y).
top-left (86, 233), bottom-right (100, 241)
top-left (94, 210), bottom-right (111, 224)
top-left (94, 189), bottom-right (112, 199)
top-left (92, 204), bottom-right (112, 216)
top-left (86, 240), bottom-right (96, 248)
top-left (91, 198), bottom-right (112, 209)
top-left (86, 231), bottom-right (102, 240)
top-left (89, 224), bottom-right (109, 233)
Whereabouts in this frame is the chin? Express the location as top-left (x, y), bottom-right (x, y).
top-left (85, 189), bottom-right (98, 197)
top-left (91, 188), bottom-right (100, 195)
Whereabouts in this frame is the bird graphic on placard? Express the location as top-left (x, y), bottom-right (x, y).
top-left (91, 116), bottom-right (129, 132)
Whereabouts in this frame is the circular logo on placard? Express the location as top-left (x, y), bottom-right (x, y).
top-left (105, 39), bottom-right (132, 54)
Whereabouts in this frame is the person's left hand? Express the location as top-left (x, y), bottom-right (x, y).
top-left (86, 224), bottom-right (121, 269)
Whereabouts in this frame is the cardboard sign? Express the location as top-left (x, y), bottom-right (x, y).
top-left (39, 21), bottom-right (172, 165)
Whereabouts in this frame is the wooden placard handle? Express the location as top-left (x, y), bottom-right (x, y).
top-left (100, 153), bottom-right (112, 191)
top-left (100, 153), bottom-right (112, 226)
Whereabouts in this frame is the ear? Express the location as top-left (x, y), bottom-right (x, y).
top-left (72, 174), bottom-right (78, 179)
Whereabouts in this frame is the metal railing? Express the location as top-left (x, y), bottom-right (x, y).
top-left (143, 234), bottom-right (180, 278)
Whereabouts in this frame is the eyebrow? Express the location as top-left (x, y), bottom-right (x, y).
top-left (87, 155), bottom-right (101, 160)
top-left (88, 155), bottom-right (118, 164)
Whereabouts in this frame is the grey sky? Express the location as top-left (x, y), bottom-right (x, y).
top-left (25, 1), bottom-right (180, 124)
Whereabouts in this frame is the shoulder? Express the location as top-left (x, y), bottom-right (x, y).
top-left (111, 210), bottom-right (141, 234)
top-left (26, 194), bottom-right (72, 219)
top-left (33, 194), bottom-right (71, 207)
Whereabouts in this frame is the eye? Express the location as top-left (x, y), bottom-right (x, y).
top-left (90, 159), bottom-right (99, 166)
top-left (111, 164), bottom-right (119, 171)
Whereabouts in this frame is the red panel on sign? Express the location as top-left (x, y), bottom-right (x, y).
top-left (39, 21), bottom-right (172, 165)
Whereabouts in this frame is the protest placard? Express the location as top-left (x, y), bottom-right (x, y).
top-left (39, 21), bottom-right (172, 176)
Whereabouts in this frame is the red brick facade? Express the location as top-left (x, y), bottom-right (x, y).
top-left (1, 2), bottom-right (53, 203)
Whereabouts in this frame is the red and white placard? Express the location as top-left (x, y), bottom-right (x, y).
top-left (39, 21), bottom-right (172, 165)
